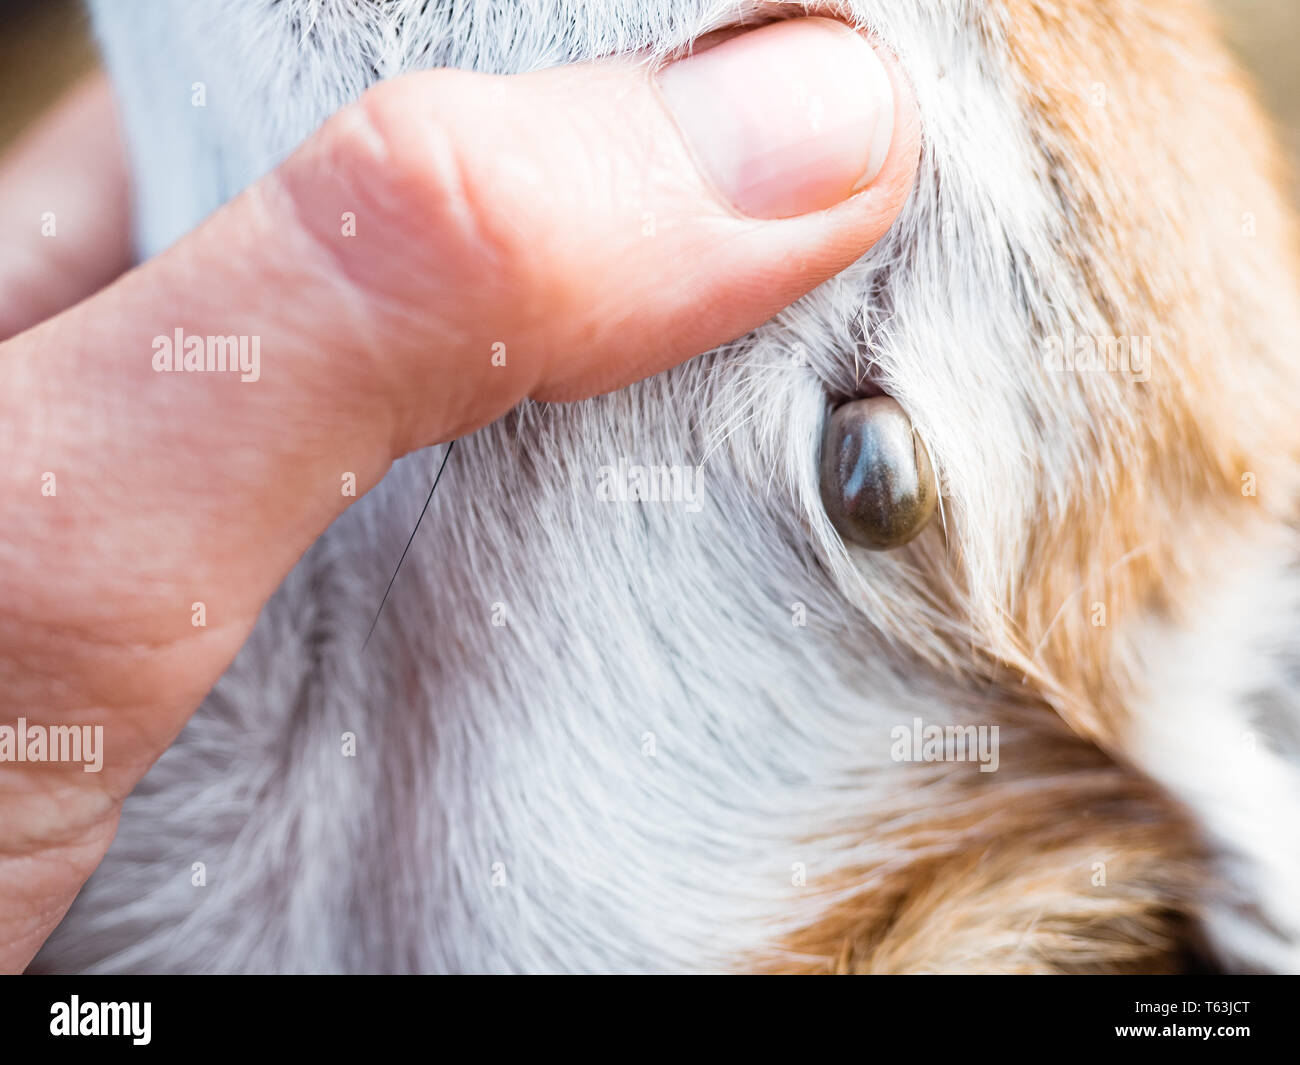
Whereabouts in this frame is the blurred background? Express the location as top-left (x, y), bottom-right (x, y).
top-left (0, 0), bottom-right (1297, 180)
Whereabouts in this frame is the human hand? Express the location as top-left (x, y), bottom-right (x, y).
top-left (0, 16), bottom-right (917, 971)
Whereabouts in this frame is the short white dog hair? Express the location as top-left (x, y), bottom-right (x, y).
top-left (38, 0), bottom-right (1300, 973)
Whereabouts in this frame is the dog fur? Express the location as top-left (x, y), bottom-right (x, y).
top-left (34, 0), bottom-right (1300, 973)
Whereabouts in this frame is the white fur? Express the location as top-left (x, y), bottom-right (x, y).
top-left (1125, 528), bottom-right (1300, 972)
top-left (33, 0), bottom-right (1300, 972)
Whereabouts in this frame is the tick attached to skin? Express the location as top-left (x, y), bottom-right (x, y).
top-left (819, 395), bottom-right (938, 550)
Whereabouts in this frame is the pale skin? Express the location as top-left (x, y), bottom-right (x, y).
top-left (0, 19), bottom-right (919, 971)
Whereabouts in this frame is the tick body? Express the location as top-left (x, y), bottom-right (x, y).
top-left (819, 396), bottom-right (938, 550)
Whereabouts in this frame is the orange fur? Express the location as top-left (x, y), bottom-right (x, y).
top-left (771, 0), bottom-right (1300, 973)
